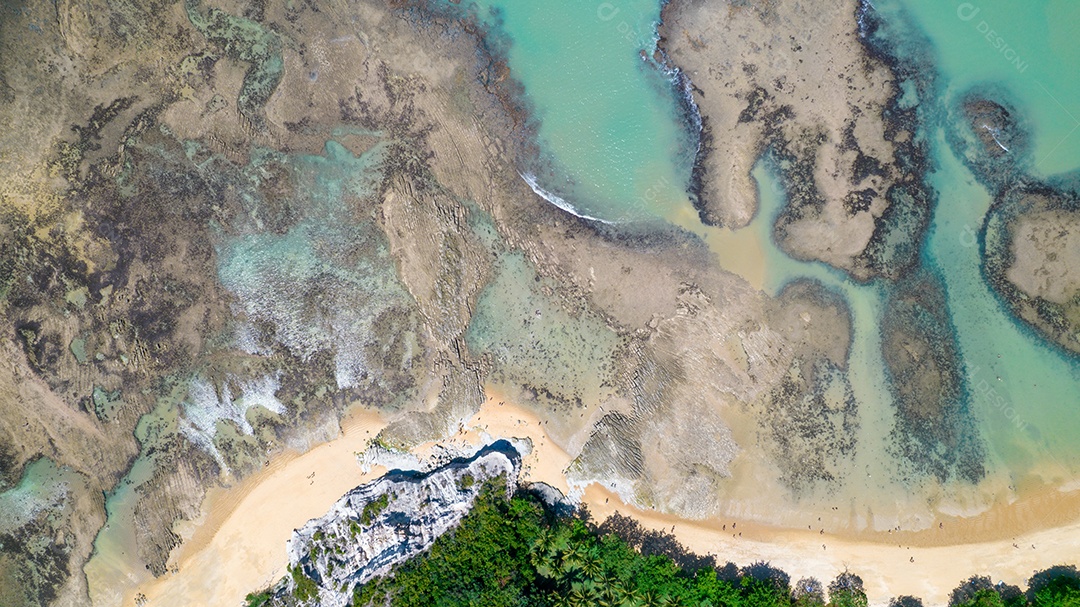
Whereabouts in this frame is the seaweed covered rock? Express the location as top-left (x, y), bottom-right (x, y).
top-left (984, 184), bottom-right (1080, 356)
top-left (947, 89), bottom-right (1030, 189)
top-left (880, 269), bottom-right (984, 483)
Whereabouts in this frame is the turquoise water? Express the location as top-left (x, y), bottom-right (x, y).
top-left (84, 388), bottom-right (186, 606)
top-left (214, 138), bottom-right (410, 390)
top-left (85, 134), bottom-right (406, 604)
top-left (447, 0), bottom-right (696, 222)
top-left (884, 0), bottom-right (1080, 177)
top-left (0, 458), bottom-right (77, 534)
top-left (466, 251), bottom-right (622, 408)
top-left (877, 0), bottom-right (1080, 476)
top-left (452, 0), bottom-right (1080, 506)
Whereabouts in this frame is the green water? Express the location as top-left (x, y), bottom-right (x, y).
top-left (84, 389), bottom-right (186, 607)
top-left (449, 0), bottom-right (695, 222)
top-left (455, 0), bottom-right (1080, 511)
top-left (888, 0), bottom-right (1080, 176)
top-left (466, 251), bottom-right (622, 408)
top-left (882, 0), bottom-right (1080, 475)
top-left (214, 138), bottom-right (409, 390)
top-left (84, 134), bottom-right (404, 605)
top-left (0, 458), bottom-right (76, 535)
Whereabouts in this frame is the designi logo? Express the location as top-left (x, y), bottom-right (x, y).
top-left (597, 2), bottom-right (620, 21)
top-left (956, 2), bottom-right (981, 22)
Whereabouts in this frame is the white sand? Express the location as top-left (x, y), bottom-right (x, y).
top-left (125, 409), bottom-right (387, 607)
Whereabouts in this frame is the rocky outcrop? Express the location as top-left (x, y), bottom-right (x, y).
top-left (660, 0), bottom-right (934, 281)
top-left (984, 185), bottom-right (1080, 356)
top-left (275, 442), bottom-right (521, 607)
top-left (947, 88), bottom-right (1030, 190)
top-left (944, 88), bottom-right (1080, 356)
top-left (881, 270), bottom-right (984, 483)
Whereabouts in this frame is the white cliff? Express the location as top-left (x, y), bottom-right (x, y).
top-left (277, 441), bottom-right (521, 607)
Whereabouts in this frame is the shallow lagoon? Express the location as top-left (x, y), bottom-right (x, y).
top-left (452, 0), bottom-right (1080, 523)
top-left (449, 0), bottom-right (697, 222)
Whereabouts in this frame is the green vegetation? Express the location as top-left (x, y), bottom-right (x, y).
top-left (343, 482), bottom-right (1080, 607)
top-left (289, 564), bottom-right (319, 602)
top-left (353, 480), bottom-right (815, 607)
top-left (243, 591), bottom-right (271, 607)
top-left (827, 573), bottom-right (868, 607)
top-left (360, 493), bottom-right (391, 526)
top-left (255, 482), bottom-right (1080, 607)
top-left (458, 473), bottom-right (476, 491)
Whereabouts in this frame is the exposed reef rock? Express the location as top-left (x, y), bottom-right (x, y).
top-left (0, 0), bottom-right (503, 599)
top-left (0, 459), bottom-right (102, 607)
top-left (761, 281), bottom-right (858, 493)
top-left (271, 442), bottom-right (521, 607)
top-left (661, 0), bottom-right (936, 281)
top-left (184, 0), bottom-right (284, 132)
top-left (984, 185), bottom-right (1080, 356)
top-left (0, 0), bottom-right (1015, 601)
top-left (946, 88), bottom-right (1080, 356)
top-left (947, 90), bottom-right (1030, 190)
top-left (881, 270), bottom-right (984, 483)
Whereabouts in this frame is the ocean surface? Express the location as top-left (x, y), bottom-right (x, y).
top-left (452, 0), bottom-right (696, 222)
top-left (448, 0), bottom-right (1080, 522)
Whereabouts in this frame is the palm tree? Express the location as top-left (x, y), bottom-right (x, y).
top-left (621, 587), bottom-right (644, 607)
top-left (569, 587), bottom-right (599, 607)
top-left (532, 531), bottom-right (558, 579)
top-left (559, 543), bottom-right (585, 573)
top-left (598, 574), bottom-right (623, 602)
top-left (639, 590), bottom-right (672, 607)
top-left (551, 592), bottom-right (575, 607)
top-left (580, 551), bottom-right (604, 580)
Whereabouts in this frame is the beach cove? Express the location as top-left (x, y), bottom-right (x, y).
top-left (123, 390), bottom-right (1080, 607)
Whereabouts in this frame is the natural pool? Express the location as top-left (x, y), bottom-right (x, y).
top-left (446, 0), bottom-right (1080, 525)
top-left (445, 0), bottom-right (697, 223)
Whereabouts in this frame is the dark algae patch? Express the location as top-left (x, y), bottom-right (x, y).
top-left (184, 0), bottom-right (284, 131)
top-left (881, 269), bottom-right (985, 483)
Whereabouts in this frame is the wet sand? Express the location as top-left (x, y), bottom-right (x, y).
top-left (125, 392), bottom-right (1080, 607)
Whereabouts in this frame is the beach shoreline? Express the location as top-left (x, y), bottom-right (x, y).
top-left (122, 391), bottom-right (1080, 607)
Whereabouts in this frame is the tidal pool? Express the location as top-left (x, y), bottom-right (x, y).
top-left (445, 0), bottom-right (1080, 524)
top-left (442, 0), bottom-right (697, 223)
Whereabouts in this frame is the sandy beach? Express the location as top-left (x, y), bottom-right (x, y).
top-left (124, 392), bottom-right (1080, 607)
top-left (124, 409), bottom-right (388, 607)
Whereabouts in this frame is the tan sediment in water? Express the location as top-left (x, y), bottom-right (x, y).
top-left (125, 391), bottom-right (1080, 607)
top-left (668, 204), bottom-right (767, 291)
top-left (661, 0), bottom-right (903, 279)
top-left (1007, 209), bottom-right (1080, 305)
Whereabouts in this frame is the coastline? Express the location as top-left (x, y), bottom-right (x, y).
top-left (122, 409), bottom-right (388, 607)
top-left (122, 389), bottom-right (1080, 607)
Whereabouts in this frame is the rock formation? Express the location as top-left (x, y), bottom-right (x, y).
top-left (272, 441), bottom-right (521, 607)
